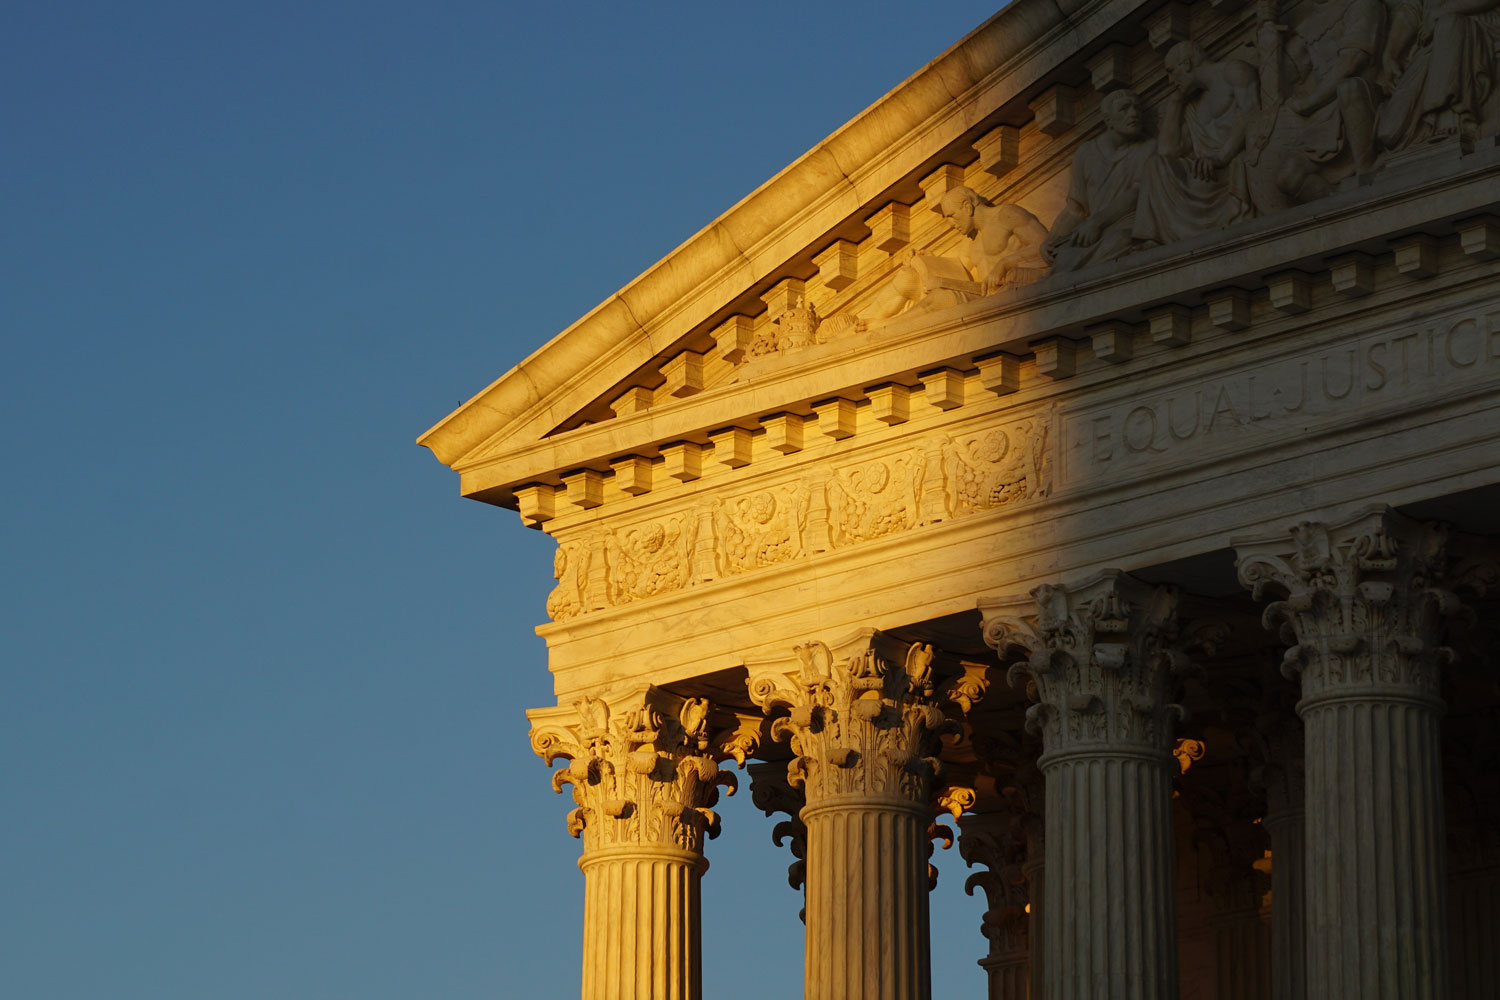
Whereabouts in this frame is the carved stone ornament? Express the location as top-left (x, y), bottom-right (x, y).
top-left (981, 571), bottom-right (1215, 757)
top-left (746, 631), bottom-right (958, 805)
top-left (748, 762), bottom-right (808, 894)
top-left (545, 537), bottom-right (592, 622)
top-left (940, 418), bottom-right (1050, 517)
top-left (529, 688), bottom-right (749, 854)
top-left (825, 452), bottom-right (926, 549)
top-left (960, 812), bottom-right (1032, 955)
top-left (710, 482), bottom-right (811, 576)
top-left (1234, 506), bottom-right (1478, 702)
top-left (605, 513), bottom-right (697, 606)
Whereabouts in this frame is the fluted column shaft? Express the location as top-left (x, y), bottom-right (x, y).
top-left (803, 798), bottom-right (931, 1000)
top-left (1237, 509), bottom-right (1477, 1000)
top-left (1261, 806), bottom-right (1306, 1000)
top-left (1300, 691), bottom-right (1447, 998)
top-left (1041, 748), bottom-right (1178, 1000)
top-left (579, 846), bottom-right (704, 1000)
top-left (1024, 857), bottom-right (1046, 1000)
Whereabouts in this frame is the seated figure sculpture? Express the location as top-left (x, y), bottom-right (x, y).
top-left (1250, 0), bottom-right (1386, 204)
top-left (1378, 0), bottom-right (1500, 151)
top-left (1042, 89), bottom-right (1156, 272)
top-left (863, 187), bottom-right (1049, 320)
top-left (1134, 41), bottom-right (1259, 246)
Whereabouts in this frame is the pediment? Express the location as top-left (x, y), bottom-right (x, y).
top-left (420, 0), bottom-right (1500, 514)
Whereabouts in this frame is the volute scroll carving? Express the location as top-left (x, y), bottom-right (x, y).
top-left (529, 688), bottom-right (753, 854)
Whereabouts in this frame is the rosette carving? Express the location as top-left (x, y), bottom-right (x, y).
top-left (980, 571), bottom-right (1207, 756)
top-left (528, 689), bottom-right (746, 854)
top-left (746, 630), bottom-right (958, 805)
top-left (1234, 508), bottom-right (1482, 700)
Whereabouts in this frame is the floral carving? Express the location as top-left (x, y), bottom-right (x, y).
top-left (747, 631), bottom-right (957, 805)
top-left (981, 571), bottom-right (1210, 756)
top-left (940, 419), bottom-right (1049, 517)
top-left (710, 483), bottom-right (811, 576)
top-left (605, 514), bottom-right (697, 605)
top-left (826, 453), bottom-right (926, 548)
top-left (1234, 508), bottom-right (1477, 701)
top-left (529, 689), bottom-right (748, 854)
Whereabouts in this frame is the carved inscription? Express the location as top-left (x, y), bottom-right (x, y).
top-left (941, 419), bottom-right (1051, 517)
top-left (711, 483), bottom-right (812, 576)
top-left (1068, 308), bottom-right (1500, 478)
top-left (826, 453), bottom-right (926, 547)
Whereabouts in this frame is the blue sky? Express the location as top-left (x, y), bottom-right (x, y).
top-left (2, 3), bottom-right (1002, 996)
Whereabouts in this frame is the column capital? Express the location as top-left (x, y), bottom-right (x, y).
top-left (980, 570), bottom-right (1215, 760)
top-left (1234, 506), bottom-right (1488, 703)
top-left (528, 687), bottom-right (750, 855)
top-left (747, 629), bottom-right (957, 807)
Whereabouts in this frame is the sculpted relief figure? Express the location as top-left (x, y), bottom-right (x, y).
top-left (1250, 0), bottom-right (1387, 203)
top-left (1043, 89), bottom-right (1156, 272)
top-left (1135, 42), bottom-right (1259, 245)
top-left (1378, 0), bottom-right (1500, 150)
top-left (605, 515), bottom-right (696, 605)
top-left (938, 186), bottom-right (1051, 292)
top-left (711, 483), bottom-right (811, 576)
top-left (863, 188), bottom-right (1051, 322)
top-left (826, 453), bottom-right (926, 548)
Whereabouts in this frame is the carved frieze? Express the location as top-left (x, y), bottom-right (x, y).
top-left (826, 452), bottom-right (926, 548)
top-left (710, 482), bottom-right (811, 576)
top-left (545, 538), bottom-right (592, 623)
top-left (605, 514), bottom-right (697, 605)
top-left (940, 418), bottom-right (1050, 517)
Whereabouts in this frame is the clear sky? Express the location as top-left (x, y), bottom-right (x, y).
top-left (3, 3), bottom-right (1004, 996)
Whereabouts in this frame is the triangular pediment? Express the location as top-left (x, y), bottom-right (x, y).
top-left (421, 0), bottom-right (1500, 513)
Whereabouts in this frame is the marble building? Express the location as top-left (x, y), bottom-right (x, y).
top-left (419, 0), bottom-right (1500, 997)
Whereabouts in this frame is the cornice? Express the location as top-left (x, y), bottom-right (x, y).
top-left (416, 0), bottom-right (1144, 470)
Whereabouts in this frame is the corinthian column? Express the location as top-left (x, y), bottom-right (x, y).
top-left (528, 689), bottom-right (749, 1000)
top-left (982, 571), bottom-right (1205, 1000)
top-left (748, 630), bottom-right (957, 1000)
top-left (1236, 507), bottom-right (1474, 1000)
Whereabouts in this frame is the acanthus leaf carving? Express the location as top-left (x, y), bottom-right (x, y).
top-left (1234, 508), bottom-right (1488, 700)
top-left (747, 632), bottom-right (958, 805)
top-left (981, 571), bottom-right (1206, 756)
top-left (528, 687), bottom-right (743, 854)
